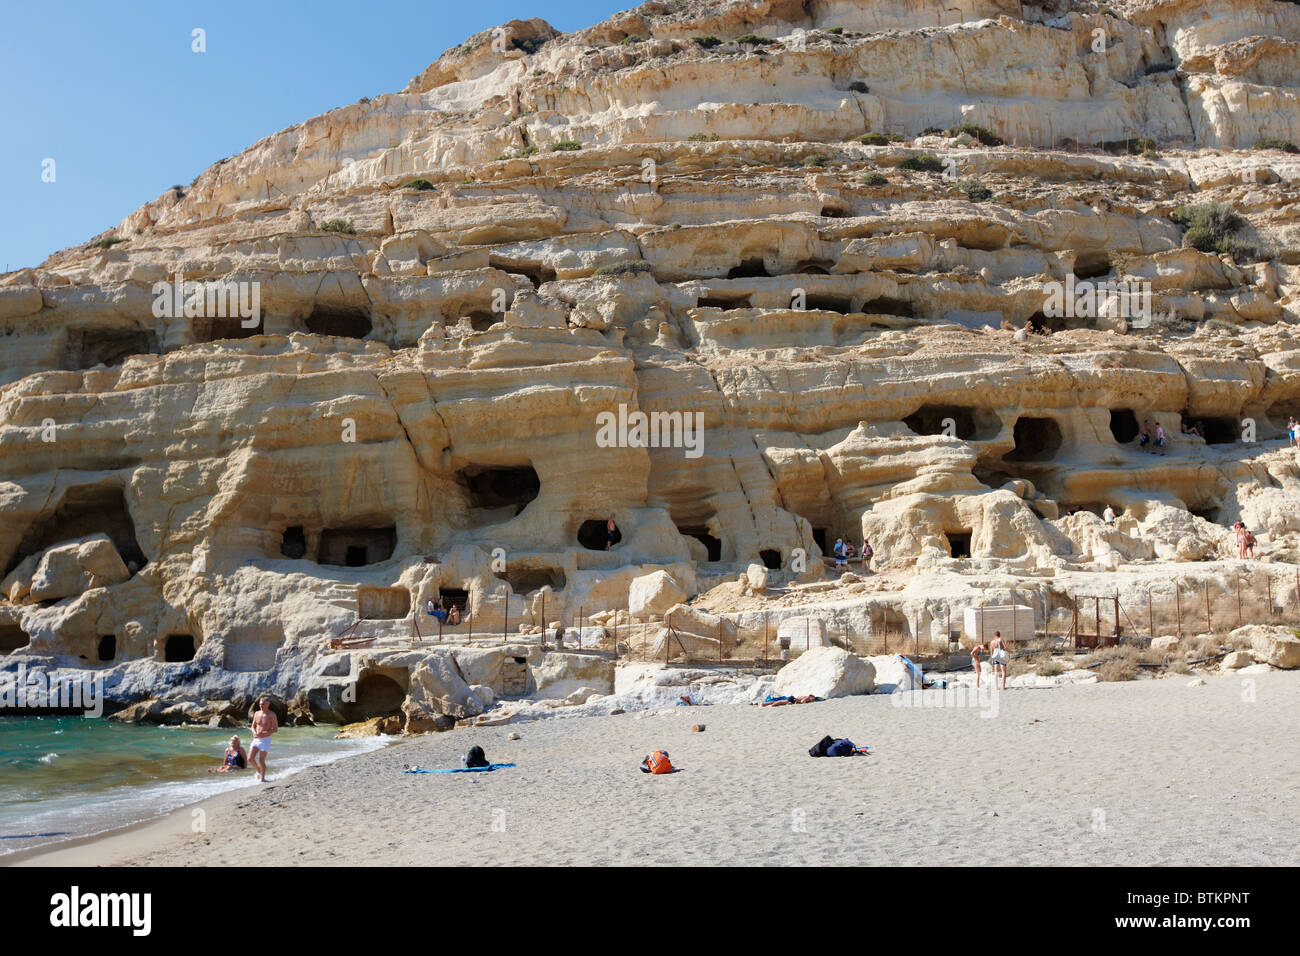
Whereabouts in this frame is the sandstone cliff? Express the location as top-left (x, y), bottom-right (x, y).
top-left (2, 0), bottom-right (1299, 723)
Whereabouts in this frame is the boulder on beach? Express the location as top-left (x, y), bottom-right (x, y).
top-left (1231, 624), bottom-right (1300, 669)
top-left (629, 570), bottom-right (687, 617)
top-left (773, 647), bottom-right (875, 699)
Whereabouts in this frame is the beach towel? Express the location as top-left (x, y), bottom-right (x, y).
top-left (403, 763), bottom-right (515, 774)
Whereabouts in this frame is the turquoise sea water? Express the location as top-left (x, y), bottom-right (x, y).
top-left (0, 716), bottom-right (387, 857)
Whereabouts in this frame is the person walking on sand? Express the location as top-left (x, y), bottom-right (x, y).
top-left (248, 698), bottom-right (278, 783)
top-left (970, 642), bottom-right (988, 689)
top-left (990, 630), bottom-right (1010, 690)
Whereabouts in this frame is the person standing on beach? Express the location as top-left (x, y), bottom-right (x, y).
top-left (970, 643), bottom-right (987, 689)
top-left (1155, 422), bottom-right (1166, 455)
top-left (861, 539), bottom-right (873, 573)
top-left (249, 698), bottom-right (278, 783)
top-left (990, 630), bottom-right (1010, 690)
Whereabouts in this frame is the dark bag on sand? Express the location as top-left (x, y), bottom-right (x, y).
top-left (809, 735), bottom-right (836, 758)
top-left (827, 739), bottom-right (856, 757)
top-left (465, 745), bottom-right (489, 768)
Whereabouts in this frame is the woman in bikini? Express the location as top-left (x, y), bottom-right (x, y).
top-left (970, 643), bottom-right (988, 689)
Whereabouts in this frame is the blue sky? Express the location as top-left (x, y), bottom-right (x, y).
top-left (0, 0), bottom-right (630, 272)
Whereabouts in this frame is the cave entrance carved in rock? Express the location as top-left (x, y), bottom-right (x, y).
top-left (1005, 417), bottom-right (1063, 462)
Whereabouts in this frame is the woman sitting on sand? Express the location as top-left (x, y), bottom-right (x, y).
top-left (207, 736), bottom-right (246, 774)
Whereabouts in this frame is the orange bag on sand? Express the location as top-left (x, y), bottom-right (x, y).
top-left (642, 750), bottom-right (675, 774)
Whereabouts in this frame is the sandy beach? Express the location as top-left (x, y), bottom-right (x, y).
top-left (12, 669), bottom-right (1298, 867)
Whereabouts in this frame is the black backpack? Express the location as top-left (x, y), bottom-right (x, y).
top-left (465, 745), bottom-right (489, 768)
top-left (809, 735), bottom-right (836, 758)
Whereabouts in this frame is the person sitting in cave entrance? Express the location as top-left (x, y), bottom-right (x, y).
top-left (207, 735), bottom-right (246, 774)
top-left (861, 539), bottom-right (873, 573)
top-left (844, 540), bottom-right (857, 562)
top-left (1193, 421), bottom-right (1206, 438)
top-left (429, 598), bottom-right (447, 624)
top-left (1103, 505), bottom-right (1116, 525)
top-left (606, 514), bottom-right (618, 550)
top-left (1139, 420), bottom-right (1151, 451)
top-left (447, 603), bottom-right (461, 626)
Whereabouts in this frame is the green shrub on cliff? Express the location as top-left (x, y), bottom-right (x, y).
top-left (899, 154), bottom-right (944, 173)
top-left (947, 123), bottom-right (1003, 146)
top-left (1171, 203), bottom-right (1249, 259)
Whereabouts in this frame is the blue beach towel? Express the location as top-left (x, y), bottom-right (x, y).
top-left (403, 763), bottom-right (516, 774)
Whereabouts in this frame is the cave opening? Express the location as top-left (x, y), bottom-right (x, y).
top-left (61, 328), bottom-right (157, 371)
top-left (863, 296), bottom-right (915, 318)
top-left (802, 294), bottom-right (854, 314)
top-left (697, 294), bottom-right (751, 310)
top-left (678, 527), bottom-right (723, 562)
top-left (759, 548), bottom-right (782, 570)
top-left (194, 316), bottom-right (262, 342)
top-left (490, 259), bottom-right (557, 289)
top-left (904, 404), bottom-right (999, 441)
top-left (465, 311), bottom-right (499, 332)
top-left (1073, 255), bottom-right (1113, 280)
top-left (794, 260), bottom-right (833, 274)
top-left (0, 624), bottom-right (30, 653)
top-left (1005, 417), bottom-right (1063, 462)
top-left (496, 567), bottom-right (566, 593)
top-left (97, 634), bottom-right (117, 662)
top-left (358, 586), bottom-right (411, 620)
top-left (461, 466), bottom-right (540, 515)
top-left (945, 531), bottom-right (972, 558)
top-left (5, 485), bottom-right (145, 578)
top-left (1027, 311), bottom-right (1081, 334)
top-left (318, 527), bottom-right (396, 567)
top-left (728, 258), bottom-right (771, 279)
top-left (578, 519), bottom-right (620, 551)
top-left (280, 526), bottom-right (307, 559)
top-left (1189, 504), bottom-right (1221, 524)
top-left (341, 673), bottom-right (407, 723)
top-left (1109, 409), bottom-right (1140, 444)
top-left (305, 306), bottom-right (372, 339)
top-left (811, 528), bottom-right (828, 554)
top-left (438, 588), bottom-right (469, 617)
top-left (1197, 416), bottom-right (1239, 445)
top-left (163, 634), bottom-right (196, 663)
top-left (819, 206), bottom-right (848, 219)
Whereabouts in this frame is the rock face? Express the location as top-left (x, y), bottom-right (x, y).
top-left (4, 0), bottom-right (1300, 716)
top-left (773, 646), bottom-right (876, 698)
